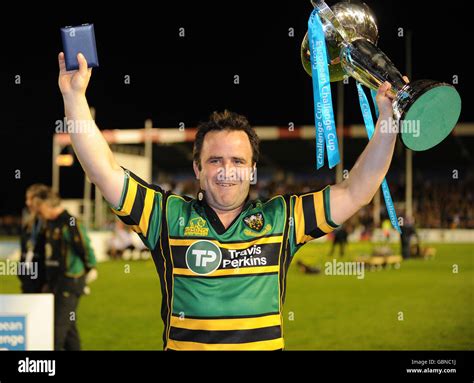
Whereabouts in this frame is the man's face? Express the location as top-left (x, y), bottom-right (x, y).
top-left (34, 200), bottom-right (53, 220)
top-left (25, 192), bottom-right (35, 212)
top-left (193, 130), bottom-right (255, 212)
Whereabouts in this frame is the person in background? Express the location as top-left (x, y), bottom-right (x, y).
top-left (33, 188), bottom-right (97, 351)
top-left (400, 216), bottom-right (419, 259)
top-left (328, 225), bottom-right (349, 258)
top-left (107, 220), bottom-right (134, 260)
top-left (382, 218), bottom-right (392, 242)
top-left (18, 184), bottom-right (49, 293)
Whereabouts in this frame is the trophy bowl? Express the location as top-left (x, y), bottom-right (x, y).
top-left (301, 1), bottom-right (378, 82)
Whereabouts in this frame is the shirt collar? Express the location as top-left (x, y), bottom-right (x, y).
top-left (195, 190), bottom-right (253, 235)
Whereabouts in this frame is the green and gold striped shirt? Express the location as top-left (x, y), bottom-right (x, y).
top-left (111, 169), bottom-right (339, 350)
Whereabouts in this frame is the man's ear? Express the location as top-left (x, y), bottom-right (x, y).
top-left (250, 163), bottom-right (257, 183)
top-left (193, 161), bottom-right (200, 180)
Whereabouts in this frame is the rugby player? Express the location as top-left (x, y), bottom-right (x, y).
top-left (58, 52), bottom-right (405, 350)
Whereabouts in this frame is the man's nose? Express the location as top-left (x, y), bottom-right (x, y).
top-left (222, 160), bottom-right (234, 174)
top-left (220, 160), bottom-right (237, 181)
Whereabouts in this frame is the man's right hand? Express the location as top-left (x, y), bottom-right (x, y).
top-left (57, 52), bottom-right (125, 208)
top-left (58, 52), bottom-right (92, 99)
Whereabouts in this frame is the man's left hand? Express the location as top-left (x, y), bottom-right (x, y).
top-left (375, 76), bottom-right (409, 117)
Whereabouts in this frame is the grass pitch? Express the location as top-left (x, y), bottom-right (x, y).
top-left (1, 242), bottom-right (472, 350)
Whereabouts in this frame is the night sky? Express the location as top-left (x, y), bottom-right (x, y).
top-left (0, 1), bottom-right (470, 214)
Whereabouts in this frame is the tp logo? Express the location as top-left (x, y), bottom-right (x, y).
top-left (185, 240), bottom-right (222, 275)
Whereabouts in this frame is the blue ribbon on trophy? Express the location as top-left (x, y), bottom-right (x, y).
top-left (308, 9), bottom-right (340, 169)
top-left (356, 83), bottom-right (401, 233)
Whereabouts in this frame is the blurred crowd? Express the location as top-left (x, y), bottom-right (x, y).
top-left (412, 178), bottom-right (474, 229)
top-left (158, 173), bottom-right (474, 230)
top-left (1, 174), bottom-right (472, 236)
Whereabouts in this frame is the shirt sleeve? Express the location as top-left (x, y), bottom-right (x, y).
top-left (110, 168), bottom-right (164, 250)
top-left (290, 185), bottom-right (339, 247)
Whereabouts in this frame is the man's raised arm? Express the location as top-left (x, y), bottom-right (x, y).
top-left (58, 52), bottom-right (124, 207)
top-left (330, 79), bottom-right (408, 226)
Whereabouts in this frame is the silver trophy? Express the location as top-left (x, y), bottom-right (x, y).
top-left (301, 0), bottom-right (462, 151)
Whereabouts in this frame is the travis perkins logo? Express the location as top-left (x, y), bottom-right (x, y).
top-left (185, 241), bottom-right (267, 275)
top-left (185, 240), bottom-right (221, 275)
top-left (223, 245), bottom-right (267, 268)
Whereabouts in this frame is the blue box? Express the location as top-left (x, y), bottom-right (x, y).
top-left (60, 24), bottom-right (99, 71)
top-left (0, 315), bottom-right (27, 350)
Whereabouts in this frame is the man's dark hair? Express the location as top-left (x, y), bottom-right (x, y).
top-left (193, 110), bottom-right (260, 170)
top-left (33, 188), bottom-right (61, 207)
top-left (26, 183), bottom-right (50, 197)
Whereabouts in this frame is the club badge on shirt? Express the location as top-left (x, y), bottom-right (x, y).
top-left (243, 213), bottom-right (265, 232)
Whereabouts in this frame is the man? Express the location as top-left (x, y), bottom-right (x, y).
top-left (18, 184), bottom-right (49, 293)
top-left (328, 225), bottom-right (349, 258)
top-left (58, 52), bottom-right (404, 350)
top-left (33, 187), bottom-right (97, 350)
top-left (400, 216), bottom-right (419, 259)
top-left (107, 220), bottom-right (134, 260)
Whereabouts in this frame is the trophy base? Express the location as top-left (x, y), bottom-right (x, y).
top-left (395, 80), bottom-right (462, 151)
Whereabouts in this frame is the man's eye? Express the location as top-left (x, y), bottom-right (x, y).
top-left (210, 159), bottom-right (220, 164)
